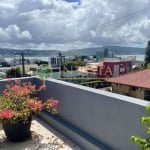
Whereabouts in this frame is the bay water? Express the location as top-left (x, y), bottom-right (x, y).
top-left (116, 55), bottom-right (144, 61)
top-left (5, 55), bottom-right (145, 62)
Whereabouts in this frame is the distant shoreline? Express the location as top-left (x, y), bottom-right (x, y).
top-left (4, 56), bottom-right (48, 62)
top-left (116, 54), bottom-right (144, 61)
top-left (2, 54), bottom-right (145, 62)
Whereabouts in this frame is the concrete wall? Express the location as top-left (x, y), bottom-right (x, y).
top-left (35, 78), bottom-right (149, 150)
top-left (0, 77), bottom-right (35, 92)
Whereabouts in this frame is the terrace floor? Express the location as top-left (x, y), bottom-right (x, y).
top-left (0, 117), bottom-right (82, 150)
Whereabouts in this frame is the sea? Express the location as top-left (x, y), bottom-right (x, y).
top-left (4, 54), bottom-right (145, 62)
top-left (116, 55), bottom-right (144, 61)
top-left (5, 56), bottom-right (49, 62)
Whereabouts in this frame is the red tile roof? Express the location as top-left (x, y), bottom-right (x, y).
top-left (108, 69), bottom-right (150, 89)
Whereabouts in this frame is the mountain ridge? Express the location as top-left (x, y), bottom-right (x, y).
top-left (0, 46), bottom-right (145, 57)
top-left (66, 46), bottom-right (145, 55)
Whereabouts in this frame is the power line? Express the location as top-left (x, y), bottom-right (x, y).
top-left (95, 6), bottom-right (150, 46)
top-left (98, 6), bottom-right (150, 29)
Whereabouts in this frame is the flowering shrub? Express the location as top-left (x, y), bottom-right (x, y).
top-left (0, 80), bottom-right (59, 123)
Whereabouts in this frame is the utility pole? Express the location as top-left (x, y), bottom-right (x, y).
top-left (14, 51), bottom-right (26, 77)
top-left (59, 52), bottom-right (65, 78)
top-left (21, 52), bottom-right (25, 77)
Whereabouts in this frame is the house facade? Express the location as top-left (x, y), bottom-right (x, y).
top-left (108, 69), bottom-right (150, 100)
top-left (111, 83), bottom-right (145, 99)
top-left (97, 61), bottom-right (132, 78)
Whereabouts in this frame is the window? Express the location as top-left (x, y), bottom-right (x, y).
top-left (131, 86), bottom-right (138, 91)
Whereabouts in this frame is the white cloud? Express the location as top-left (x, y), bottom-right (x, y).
top-left (0, 0), bottom-right (150, 50)
top-left (0, 25), bottom-right (32, 43)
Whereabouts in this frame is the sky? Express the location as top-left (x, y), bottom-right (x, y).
top-left (0, 0), bottom-right (150, 50)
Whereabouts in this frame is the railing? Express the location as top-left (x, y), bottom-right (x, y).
top-left (0, 77), bottom-right (148, 150)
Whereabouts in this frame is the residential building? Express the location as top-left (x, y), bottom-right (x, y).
top-left (48, 56), bottom-right (60, 68)
top-left (97, 59), bottom-right (132, 78)
top-left (108, 69), bottom-right (150, 100)
top-left (78, 58), bottom-right (132, 78)
top-left (48, 55), bottom-right (65, 69)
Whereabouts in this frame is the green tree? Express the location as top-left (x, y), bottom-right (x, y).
top-left (0, 61), bottom-right (10, 67)
top-left (6, 67), bottom-right (21, 78)
top-left (80, 55), bottom-right (88, 60)
top-left (145, 41), bottom-right (150, 66)
top-left (64, 60), bottom-right (86, 68)
top-left (73, 55), bottom-right (80, 61)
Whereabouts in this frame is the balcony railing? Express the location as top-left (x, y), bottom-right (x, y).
top-left (0, 77), bottom-right (149, 150)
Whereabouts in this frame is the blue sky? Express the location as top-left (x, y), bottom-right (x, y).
top-left (0, 0), bottom-right (149, 50)
top-left (64, 0), bottom-right (80, 2)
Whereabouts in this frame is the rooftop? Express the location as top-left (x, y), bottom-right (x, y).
top-left (0, 116), bottom-right (81, 150)
top-left (108, 69), bottom-right (150, 88)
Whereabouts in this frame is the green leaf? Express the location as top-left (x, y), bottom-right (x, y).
top-left (141, 117), bottom-right (150, 124)
top-left (146, 105), bottom-right (150, 112)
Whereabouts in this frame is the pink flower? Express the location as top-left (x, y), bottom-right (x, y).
top-left (27, 98), bottom-right (44, 113)
top-left (37, 85), bottom-right (47, 91)
top-left (46, 98), bottom-right (59, 108)
top-left (0, 109), bottom-right (15, 120)
top-left (0, 80), bottom-right (59, 123)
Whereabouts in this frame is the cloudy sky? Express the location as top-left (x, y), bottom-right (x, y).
top-left (0, 0), bottom-right (150, 50)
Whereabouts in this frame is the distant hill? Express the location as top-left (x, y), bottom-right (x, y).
top-left (65, 46), bottom-right (145, 56)
top-left (0, 48), bottom-right (61, 57)
top-left (0, 46), bottom-right (146, 58)
top-left (103, 46), bottom-right (145, 55)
